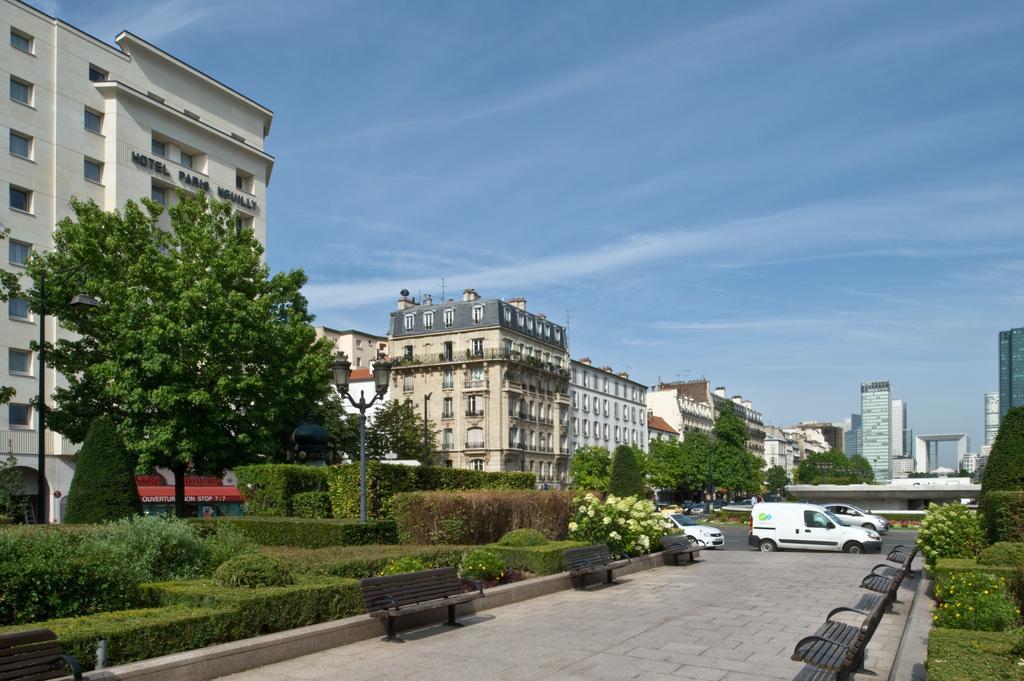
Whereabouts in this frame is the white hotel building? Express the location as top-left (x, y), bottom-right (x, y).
top-left (2, 0), bottom-right (273, 520)
top-left (569, 358), bottom-right (648, 454)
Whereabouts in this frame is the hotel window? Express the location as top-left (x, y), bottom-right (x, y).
top-left (10, 76), bottom-right (31, 105)
top-left (442, 397), bottom-right (453, 418)
top-left (470, 459), bottom-right (484, 471)
top-left (151, 136), bottom-right (166, 157)
top-left (403, 313), bottom-right (414, 331)
top-left (84, 158), bottom-right (103, 183)
top-left (9, 131), bottom-right (31, 159)
top-left (402, 375), bottom-right (413, 393)
top-left (151, 183), bottom-right (167, 206)
top-left (471, 305), bottom-right (483, 324)
top-left (603, 399), bottom-right (609, 416)
top-left (10, 28), bottom-right (32, 53)
top-left (9, 297), bottom-right (30, 321)
top-left (180, 151), bottom-right (193, 169)
top-left (9, 404), bottom-right (32, 428)
top-left (9, 240), bottom-right (31, 267)
top-left (583, 421), bottom-right (590, 437)
top-left (471, 338), bottom-right (483, 357)
top-left (403, 345), bottom-right (413, 359)
top-left (442, 368), bottom-right (453, 389)
top-left (467, 395), bottom-right (482, 415)
top-left (603, 423), bottom-right (610, 440)
top-left (88, 64), bottom-right (108, 82)
top-left (614, 403), bottom-right (620, 419)
top-left (84, 108), bottom-right (103, 133)
top-left (442, 429), bottom-right (453, 450)
top-left (614, 426), bottom-right (620, 442)
top-left (235, 169), bottom-right (254, 193)
top-left (9, 349), bottom-right (31, 375)
top-left (9, 186), bottom-right (31, 213)
top-left (467, 427), bottom-right (484, 448)
top-left (502, 338), bottom-right (512, 356)
top-left (442, 341), bottom-right (453, 361)
top-left (423, 311), bottom-right (433, 329)
top-left (443, 309), bottom-right (454, 328)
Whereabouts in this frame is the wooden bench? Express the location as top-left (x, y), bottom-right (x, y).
top-left (790, 593), bottom-right (887, 680)
top-left (0, 629), bottom-right (82, 681)
top-left (360, 567), bottom-right (484, 641)
top-left (564, 544), bottom-right (631, 590)
top-left (661, 534), bottom-right (702, 565)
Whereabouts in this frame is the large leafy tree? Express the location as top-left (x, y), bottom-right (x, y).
top-left (712, 404), bottom-right (763, 495)
top-left (569, 446), bottom-right (611, 491)
top-left (365, 399), bottom-right (437, 461)
top-left (29, 196), bottom-right (333, 515)
top-left (764, 465), bottom-right (789, 492)
top-left (646, 438), bottom-right (686, 491)
top-left (677, 431), bottom-right (713, 491)
top-left (795, 450), bottom-right (873, 484)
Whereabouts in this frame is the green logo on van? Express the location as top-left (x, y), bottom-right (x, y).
top-left (758, 512), bottom-right (772, 521)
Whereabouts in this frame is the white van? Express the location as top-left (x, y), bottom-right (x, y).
top-left (747, 502), bottom-right (882, 554)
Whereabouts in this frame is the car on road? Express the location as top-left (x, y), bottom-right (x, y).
top-left (664, 513), bottom-right (726, 548)
top-left (821, 504), bottom-right (889, 534)
top-left (747, 502), bottom-right (881, 554)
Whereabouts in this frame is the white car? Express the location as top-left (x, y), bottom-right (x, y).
top-left (664, 513), bottom-right (725, 548)
top-left (748, 502), bottom-right (882, 554)
top-left (822, 503), bottom-right (889, 534)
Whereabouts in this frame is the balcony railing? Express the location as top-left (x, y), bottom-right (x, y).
top-left (391, 349), bottom-right (571, 377)
top-left (0, 430), bottom-right (81, 456)
top-left (465, 441), bottom-right (487, 449)
top-left (441, 411), bottom-right (454, 419)
top-left (465, 409), bottom-right (485, 417)
top-left (464, 380), bottom-right (488, 389)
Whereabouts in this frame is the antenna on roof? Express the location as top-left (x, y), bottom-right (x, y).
top-left (440, 277), bottom-right (446, 301)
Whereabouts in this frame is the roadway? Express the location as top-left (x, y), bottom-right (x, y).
top-left (710, 525), bottom-right (917, 554)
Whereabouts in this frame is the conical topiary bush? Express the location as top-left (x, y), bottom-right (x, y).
top-left (981, 406), bottom-right (1024, 496)
top-left (64, 416), bottom-right (142, 523)
top-left (608, 444), bottom-right (645, 498)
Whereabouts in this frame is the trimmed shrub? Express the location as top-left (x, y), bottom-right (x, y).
top-left (930, 559), bottom-right (1017, 585)
top-left (379, 556), bottom-right (429, 575)
top-left (569, 493), bottom-right (669, 558)
top-left (927, 628), bottom-right (1024, 681)
top-left (917, 503), bottom-right (986, 569)
top-left (260, 544), bottom-right (469, 579)
top-left (607, 445), bottom-right (645, 498)
top-left (979, 542), bottom-right (1024, 567)
top-left (64, 417), bottom-right (141, 524)
top-left (83, 516), bottom-right (214, 583)
top-left (291, 491), bottom-right (332, 519)
top-left (497, 528), bottom-right (549, 547)
top-left (485, 540), bottom-right (586, 575)
top-left (459, 549), bottom-right (504, 581)
top-left (234, 464), bottom-right (328, 517)
top-left (189, 517), bottom-right (397, 548)
top-left (981, 491), bottom-right (1024, 544)
top-left (933, 571), bottom-right (1020, 631)
top-left (392, 490), bottom-right (573, 544)
top-left (214, 554), bottom-right (293, 588)
top-left (326, 461), bottom-right (536, 520)
top-left (981, 406), bottom-right (1024, 497)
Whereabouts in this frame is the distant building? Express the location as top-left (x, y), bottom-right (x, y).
top-left (570, 358), bottom-right (648, 453)
top-left (792, 421), bottom-right (843, 452)
top-left (861, 381), bottom-right (893, 481)
top-left (650, 380), bottom-right (764, 456)
top-left (999, 327), bottom-right (1024, 419)
top-left (891, 457), bottom-right (915, 479)
top-left (985, 392), bottom-right (1000, 445)
top-left (763, 425), bottom-right (799, 477)
top-left (960, 451), bottom-right (980, 475)
top-left (844, 413), bottom-right (862, 456)
top-left (646, 382), bottom-right (715, 437)
top-left (647, 413), bottom-right (679, 443)
top-left (316, 327), bottom-right (388, 369)
top-left (891, 400), bottom-right (907, 458)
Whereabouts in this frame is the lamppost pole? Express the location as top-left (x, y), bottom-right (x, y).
top-left (422, 392), bottom-right (431, 466)
top-left (332, 354), bottom-right (391, 524)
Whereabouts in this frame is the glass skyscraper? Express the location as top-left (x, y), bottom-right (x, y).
top-left (999, 327), bottom-right (1024, 420)
top-left (861, 381), bottom-right (892, 481)
top-left (844, 413), bottom-right (861, 456)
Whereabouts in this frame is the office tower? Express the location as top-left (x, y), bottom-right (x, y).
top-left (861, 381), bottom-right (892, 481)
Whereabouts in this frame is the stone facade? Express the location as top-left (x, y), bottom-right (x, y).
top-left (569, 359), bottom-right (648, 453)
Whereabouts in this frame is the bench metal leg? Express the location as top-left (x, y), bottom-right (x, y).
top-left (672, 553), bottom-right (680, 566)
top-left (605, 569), bottom-right (616, 585)
top-left (445, 603), bottom-right (464, 627)
top-left (386, 616), bottom-right (397, 641)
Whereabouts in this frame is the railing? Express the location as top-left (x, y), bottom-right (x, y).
top-left (464, 380), bottom-right (488, 389)
top-left (0, 430), bottom-right (81, 456)
top-left (442, 442), bottom-right (453, 451)
top-left (392, 349), bottom-right (571, 377)
top-left (465, 409), bottom-right (485, 417)
top-left (465, 441), bottom-right (487, 449)
top-left (441, 411), bottom-right (454, 419)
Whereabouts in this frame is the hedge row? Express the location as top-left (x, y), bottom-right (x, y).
top-left (234, 465), bottom-right (328, 517)
top-left (291, 491), bottom-right (332, 519)
top-left (327, 462), bottom-right (536, 520)
top-left (927, 628), bottom-right (1023, 681)
top-left (0, 576), bottom-right (362, 670)
top-left (485, 540), bottom-right (585, 575)
top-left (392, 490), bottom-right (573, 544)
top-left (980, 491), bottom-right (1024, 544)
top-left (259, 544), bottom-right (470, 579)
top-left (188, 517), bottom-right (397, 548)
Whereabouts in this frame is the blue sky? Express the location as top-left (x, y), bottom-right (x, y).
top-left (45, 0), bottom-right (1024, 450)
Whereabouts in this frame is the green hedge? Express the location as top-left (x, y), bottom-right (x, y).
top-left (927, 628), bottom-right (1024, 681)
top-left (980, 491), bottom-right (1024, 544)
top-left (260, 544), bottom-right (470, 579)
top-left (392, 490), bottom-right (573, 544)
top-left (484, 540), bottom-right (586, 575)
top-left (188, 517), bottom-right (397, 548)
top-left (326, 462), bottom-right (536, 520)
top-left (930, 558), bottom-right (1017, 584)
top-left (291, 491), bottom-right (333, 519)
top-left (234, 465), bottom-right (328, 517)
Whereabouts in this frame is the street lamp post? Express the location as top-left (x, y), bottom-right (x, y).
top-left (331, 354), bottom-right (391, 523)
top-left (35, 270), bottom-right (97, 524)
top-left (422, 392), bottom-right (432, 466)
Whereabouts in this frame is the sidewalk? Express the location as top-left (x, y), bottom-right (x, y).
top-left (218, 551), bottom-right (919, 681)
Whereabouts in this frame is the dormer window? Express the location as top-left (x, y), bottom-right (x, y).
top-left (443, 308), bottom-right (454, 328)
top-left (526, 318), bottom-right (533, 332)
top-left (423, 311), bottom-right (434, 330)
top-left (403, 313), bottom-right (414, 331)
top-left (517, 312), bottom-right (524, 327)
top-left (504, 307), bottom-right (512, 323)
top-left (471, 304), bottom-right (483, 324)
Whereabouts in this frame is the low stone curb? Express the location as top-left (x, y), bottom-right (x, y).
top-left (888, 566), bottom-right (931, 681)
top-left (73, 548), bottom-right (693, 681)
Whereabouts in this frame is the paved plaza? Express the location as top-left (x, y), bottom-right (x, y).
top-left (219, 550), bottom-right (918, 681)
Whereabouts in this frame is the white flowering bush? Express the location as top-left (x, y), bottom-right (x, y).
top-left (568, 493), bottom-right (671, 557)
top-left (918, 503), bottom-right (987, 569)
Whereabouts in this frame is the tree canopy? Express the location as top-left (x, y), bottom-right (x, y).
top-left (569, 446), bottom-right (611, 491)
top-left (365, 399), bottom-right (437, 461)
top-left (29, 196), bottom-right (333, 511)
top-left (795, 450), bottom-right (874, 484)
top-left (765, 465), bottom-right (789, 492)
top-left (711, 404), bottom-right (763, 495)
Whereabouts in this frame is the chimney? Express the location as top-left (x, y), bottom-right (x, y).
top-left (579, 357), bottom-right (592, 366)
top-left (617, 371), bottom-right (630, 379)
top-left (397, 296), bottom-right (414, 311)
top-left (423, 293), bottom-right (432, 305)
top-left (508, 297), bottom-right (527, 311)
top-left (600, 366), bottom-right (613, 373)
top-left (743, 399), bottom-right (752, 409)
top-left (714, 386), bottom-right (726, 398)
top-left (462, 288), bottom-right (480, 302)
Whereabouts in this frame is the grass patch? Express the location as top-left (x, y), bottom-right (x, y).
top-left (260, 544), bottom-right (471, 578)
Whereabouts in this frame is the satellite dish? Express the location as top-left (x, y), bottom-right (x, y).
top-left (400, 288), bottom-right (410, 297)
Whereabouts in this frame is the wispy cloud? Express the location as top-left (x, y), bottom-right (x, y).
top-left (78, 0), bottom-right (220, 42)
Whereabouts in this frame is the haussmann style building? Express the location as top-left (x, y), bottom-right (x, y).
top-left (2, 0), bottom-right (273, 521)
top-left (569, 358), bottom-right (648, 454)
top-left (387, 289), bottom-right (571, 487)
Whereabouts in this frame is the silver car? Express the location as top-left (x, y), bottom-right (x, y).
top-left (822, 503), bottom-right (889, 534)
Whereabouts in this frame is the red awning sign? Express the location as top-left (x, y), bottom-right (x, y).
top-left (136, 485), bottom-right (244, 504)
